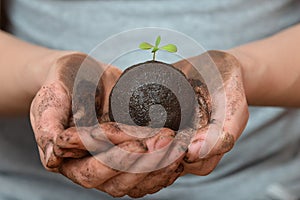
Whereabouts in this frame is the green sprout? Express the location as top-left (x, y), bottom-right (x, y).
top-left (139, 36), bottom-right (177, 61)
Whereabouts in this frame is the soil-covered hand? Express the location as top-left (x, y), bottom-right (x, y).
top-left (173, 50), bottom-right (249, 175)
top-left (30, 52), bottom-right (121, 170)
top-left (30, 52), bottom-right (183, 198)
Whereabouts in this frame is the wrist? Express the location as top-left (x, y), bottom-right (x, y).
top-left (226, 48), bottom-right (265, 105)
top-left (23, 50), bottom-right (74, 97)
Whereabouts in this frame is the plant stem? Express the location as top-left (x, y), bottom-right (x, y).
top-left (152, 52), bottom-right (156, 61)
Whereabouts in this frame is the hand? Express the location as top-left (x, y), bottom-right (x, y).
top-left (30, 52), bottom-right (121, 170)
top-left (173, 50), bottom-right (249, 175)
top-left (30, 52), bottom-right (184, 198)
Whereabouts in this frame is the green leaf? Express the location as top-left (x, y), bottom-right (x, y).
top-left (160, 44), bottom-right (177, 53)
top-left (151, 46), bottom-right (159, 53)
top-left (155, 36), bottom-right (161, 47)
top-left (139, 42), bottom-right (154, 50)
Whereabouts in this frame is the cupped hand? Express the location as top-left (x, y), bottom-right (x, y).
top-left (30, 52), bottom-right (121, 170)
top-left (173, 50), bottom-right (249, 175)
top-left (30, 52), bottom-right (183, 198)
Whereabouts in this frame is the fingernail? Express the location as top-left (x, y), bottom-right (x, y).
top-left (199, 141), bottom-right (209, 158)
top-left (44, 145), bottom-right (52, 164)
top-left (185, 140), bottom-right (204, 162)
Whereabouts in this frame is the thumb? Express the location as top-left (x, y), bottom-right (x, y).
top-left (99, 66), bottom-right (122, 118)
top-left (185, 122), bottom-right (234, 162)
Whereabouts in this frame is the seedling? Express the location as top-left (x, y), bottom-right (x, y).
top-left (139, 36), bottom-right (177, 61)
top-left (109, 35), bottom-right (203, 131)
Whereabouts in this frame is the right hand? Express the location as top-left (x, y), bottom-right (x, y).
top-left (30, 52), bottom-right (122, 170)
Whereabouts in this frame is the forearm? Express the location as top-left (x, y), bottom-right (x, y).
top-left (229, 24), bottom-right (300, 107)
top-left (0, 30), bottom-right (62, 115)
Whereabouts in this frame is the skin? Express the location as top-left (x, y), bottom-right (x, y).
top-left (1, 23), bottom-right (300, 197)
top-left (173, 51), bottom-right (248, 175)
top-left (30, 52), bottom-right (123, 169)
top-left (229, 24), bottom-right (300, 107)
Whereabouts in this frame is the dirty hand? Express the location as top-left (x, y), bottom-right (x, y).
top-left (30, 52), bottom-right (121, 170)
top-left (173, 50), bottom-right (249, 175)
top-left (30, 52), bottom-right (183, 198)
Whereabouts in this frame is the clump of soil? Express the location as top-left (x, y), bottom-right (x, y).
top-left (109, 60), bottom-right (210, 131)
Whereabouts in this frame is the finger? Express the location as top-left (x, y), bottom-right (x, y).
top-left (185, 124), bottom-right (234, 162)
top-left (57, 53), bottom-right (107, 127)
top-left (97, 174), bottom-right (145, 198)
top-left (56, 122), bottom-right (161, 153)
top-left (37, 146), bottom-right (59, 173)
top-left (202, 51), bottom-right (248, 154)
top-left (30, 82), bottom-right (70, 168)
top-left (56, 126), bottom-right (112, 152)
top-left (185, 88), bottom-right (246, 161)
top-left (157, 128), bottom-right (193, 169)
top-left (96, 123), bottom-right (158, 144)
top-left (183, 154), bottom-right (223, 176)
top-left (44, 143), bottom-right (64, 167)
top-left (98, 173), bottom-right (146, 198)
top-left (128, 161), bottom-right (184, 198)
top-left (98, 129), bottom-right (174, 197)
top-left (99, 66), bottom-right (122, 117)
top-left (53, 144), bottom-right (89, 158)
top-left (189, 78), bottom-right (211, 130)
top-left (112, 128), bottom-right (174, 174)
top-left (59, 140), bottom-right (147, 188)
top-left (128, 128), bottom-right (175, 173)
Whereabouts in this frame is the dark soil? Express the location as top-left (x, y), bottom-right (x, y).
top-left (109, 60), bottom-right (208, 131)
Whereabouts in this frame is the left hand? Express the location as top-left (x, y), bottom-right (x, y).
top-left (173, 50), bottom-right (249, 175)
